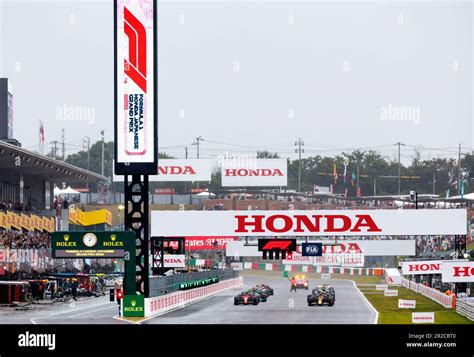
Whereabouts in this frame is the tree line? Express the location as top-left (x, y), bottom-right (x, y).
top-left (63, 143), bottom-right (474, 196)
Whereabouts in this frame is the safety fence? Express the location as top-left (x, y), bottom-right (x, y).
top-left (456, 297), bottom-right (474, 321)
top-left (241, 262), bottom-right (384, 276)
top-left (400, 277), bottom-right (454, 308)
top-left (145, 276), bottom-right (243, 317)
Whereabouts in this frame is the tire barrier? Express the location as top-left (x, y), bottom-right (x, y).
top-left (145, 276), bottom-right (243, 317)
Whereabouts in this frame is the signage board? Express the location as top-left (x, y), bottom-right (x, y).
top-left (412, 312), bottom-right (435, 324)
top-left (123, 295), bottom-right (145, 317)
top-left (152, 210), bottom-right (466, 237)
top-left (163, 254), bottom-right (185, 268)
top-left (51, 231), bottom-right (135, 258)
top-left (384, 289), bottom-right (399, 296)
top-left (401, 260), bottom-right (443, 275)
top-left (442, 261), bottom-right (474, 282)
top-left (301, 243), bottom-right (322, 256)
top-left (113, 159), bottom-right (212, 182)
top-left (398, 299), bottom-right (416, 309)
top-left (114, 0), bottom-right (158, 174)
top-left (221, 159), bottom-right (287, 187)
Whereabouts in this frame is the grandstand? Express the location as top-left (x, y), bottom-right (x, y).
top-left (0, 140), bottom-right (106, 211)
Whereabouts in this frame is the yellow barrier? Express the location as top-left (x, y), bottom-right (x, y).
top-left (68, 208), bottom-right (112, 227)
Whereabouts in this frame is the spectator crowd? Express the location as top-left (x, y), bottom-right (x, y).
top-left (0, 200), bottom-right (31, 212)
top-left (0, 230), bottom-right (51, 248)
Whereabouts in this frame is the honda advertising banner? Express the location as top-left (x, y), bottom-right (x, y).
top-left (384, 289), bottom-right (398, 296)
top-left (163, 254), bottom-right (186, 268)
top-left (225, 240), bottom-right (415, 257)
top-left (185, 236), bottom-right (236, 251)
top-left (114, 159), bottom-right (212, 182)
top-left (442, 261), bottom-right (474, 282)
top-left (412, 312), bottom-right (435, 324)
top-left (114, 0), bottom-right (158, 175)
top-left (398, 299), bottom-right (416, 309)
top-left (152, 210), bottom-right (466, 237)
top-left (221, 159), bottom-right (287, 187)
top-left (401, 260), bottom-right (443, 275)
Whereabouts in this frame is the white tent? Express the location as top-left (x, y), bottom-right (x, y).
top-left (195, 191), bottom-right (215, 197)
top-left (53, 186), bottom-right (80, 196)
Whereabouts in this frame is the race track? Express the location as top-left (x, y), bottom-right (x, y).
top-left (0, 275), bottom-right (377, 324)
top-left (143, 275), bottom-right (377, 324)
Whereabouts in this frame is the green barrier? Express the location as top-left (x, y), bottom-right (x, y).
top-left (179, 277), bottom-right (219, 290)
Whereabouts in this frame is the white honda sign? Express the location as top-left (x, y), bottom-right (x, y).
top-left (412, 312), bottom-right (435, 324)
top-left (442, 261), bottom-right (474, 282)
top-left (221, 159), bottom-right (287, 187)
top-left (163, 254), bottom-right (185, 268)
top-left (151, 210), bottom-right (466, 237)
top-left (398, 299), bottom-right (416, 309)
top-left (114, 159), bottom-right (212, 182)
top-left (384, 289), bottom-right (398, 296)
top-left (401, 260), bottom-right (443, 275)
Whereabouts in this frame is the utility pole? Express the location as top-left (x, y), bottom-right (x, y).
top-left (432, 173), bottom-right (436, 195)
top-left (101, 130), bottom-right (105, 176)
top-left (193, 136), bottom-right (203, 159)
top-left (396, 142), bottom-right (405, 195)
top-left (61, 129), bottom-right (65, 161)
top-left (373, 176), bottom-right (377, 196)
top-left (83, 137), bottom-right (91, 199)
top-left (295, 138), bottom-right (304, 192)
top-left (193, 137), bottom-right (203, 190)
top-left (185, 146), bottom-right (191, 204)
top-left (356, 165), bottom-right (360, 197)
top-left (50, 141), bottom-right (59, 159)
top-left (457, 143), bottom-right (462, 195)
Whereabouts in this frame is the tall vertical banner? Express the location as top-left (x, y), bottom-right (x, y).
top-left (114, 0), bottom-right (158, 175)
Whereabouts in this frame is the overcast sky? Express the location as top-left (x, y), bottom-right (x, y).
top-left (0, 0), bottom-right (472, 163)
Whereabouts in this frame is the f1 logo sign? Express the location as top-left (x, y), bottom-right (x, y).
top-left (258, 239), bottom-right (296, 251)
top-left (302, 243), bottom-right (322, 257)
top-left (124, 7), bottom-right (147, 93)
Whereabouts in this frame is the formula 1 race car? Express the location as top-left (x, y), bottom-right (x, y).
top-left (293, 275), bottom-right (309, 290)
top-left (255, 284), bottom-right (274, 296)
top-left (234, 290), bottom-right (260, 305)
top-left (307, 285), bottom-right (335, 306)
top-left (249, 287), bottom-right (269, 302)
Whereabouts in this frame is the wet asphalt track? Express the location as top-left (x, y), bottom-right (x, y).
top-left (0, 275), bottom-right (376, 324)
top-left (143, 275), bottom-right (377, 324)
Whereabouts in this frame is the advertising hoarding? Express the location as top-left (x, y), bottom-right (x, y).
top-left (221, 159), bottom-right (287, 187)
top-left (401, 260), bottom-right (443, 275)
top-left (225, 240), bottom-right (415, 257)
top-left (442, 261), bottom-right (474, 282)
top-left (113, 159), bottom-right (212, 182)
top-left (152, 210), bottom-right (466, 237)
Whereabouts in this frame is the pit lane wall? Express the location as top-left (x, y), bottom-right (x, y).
top-left (241, 262), bottom-right (384, 276)
top-left (400, 277), bottom-right (454, 308)
top-left (144, 277), bottom-right (243, 317)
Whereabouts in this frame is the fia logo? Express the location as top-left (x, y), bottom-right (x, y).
top-left (305, 245), bottom-right (319, 254)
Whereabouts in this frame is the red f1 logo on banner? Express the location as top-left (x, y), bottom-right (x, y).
top-left (258, 239), bottom-right (296, 260)
top-left (124, 7), bottom-right (147, 93)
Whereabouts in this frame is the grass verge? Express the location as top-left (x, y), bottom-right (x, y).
top-left (360, 286), bottom-right (473, 324)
